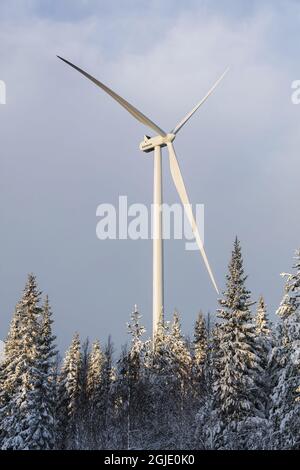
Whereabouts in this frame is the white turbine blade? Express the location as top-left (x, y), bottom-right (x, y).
top-left (171, 68), bottom-right (229, 135)
top-left (57, 56), bottom-right (167, 137)
top-left (167, 142), bottom-right (219, 294)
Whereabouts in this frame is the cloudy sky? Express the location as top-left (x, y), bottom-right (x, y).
top-left (1, 0), bottom-right (299, 352)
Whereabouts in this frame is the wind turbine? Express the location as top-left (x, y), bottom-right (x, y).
top-left (57, 55), bottom-right (228, 339)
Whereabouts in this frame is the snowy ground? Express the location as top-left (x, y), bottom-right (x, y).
top-left (0, 340), bottom-right (4, 362)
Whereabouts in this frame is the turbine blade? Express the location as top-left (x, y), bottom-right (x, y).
top-left (171, 68), bottom-right (229, 135)
top-left (57, 56), bottom-right (167, 137)
top-left (167, 142), bottom-right (219, 294)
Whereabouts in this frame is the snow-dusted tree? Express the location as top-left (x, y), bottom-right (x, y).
top-left (212, 238), bottom-right (263, 449)
top-left (98, 336), bottom-right (117, 449)
top-left (143, 313), bottom-right (172, 449)
top-left (87, 340), bottom-right (104, 408)
top-left (57, 333), bottom-right (82, 449)
top-left (0, 302), bottom-right (23, 447)
top-left (147, 311), bottom-right (193, 449)
top-left (85, 339), bottom-right (105, 448)
top-left (194, 322), bottom-right (223, 450)
top-left (0, 300), bottom-right (22, 418)
top-left (254, 296), bottom-right (273, 419)
top-left (0, 275), bottom-right (57, 450)
top-left (79, 339), bottom-right (90, 406)
top-left (168, 311), bottom-right (193, 448)
top-left (193, 312), bottom-right (208, 369)
top-left (192, 312), bottom-right (208, 399)
top-left (114, 306), bottom-right (152, 449)
top-left (74, 338), bottom-right (91, 449)
top-left (124, 304), bottom-right (146, 390)
top-left (29, 295), bottom-right (57, 449)
top-left (270, 250), bottom-right (300, 449)
top-left (79, 338), bottom-right (90, 401)
top-left (256, 296), bottom-right (271, 336)
top-left (127, 305), bottom-right (145, 364)
top-left (168, 311), bottom-right (192, 392)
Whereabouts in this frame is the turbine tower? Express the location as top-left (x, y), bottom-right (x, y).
top-left (57, 56), bottom-right (228, 339)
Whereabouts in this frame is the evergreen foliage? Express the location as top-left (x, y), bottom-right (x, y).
top-left (0, 275), bottom-right (57, 450)
top-left (270, 250), bottom-right (300, 449)
top-left (212, 238), bottom-right (263, 448)
top-left (0, 245), bottom-right (299, 450)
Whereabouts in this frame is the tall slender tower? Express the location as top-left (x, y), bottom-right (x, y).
top-left (152, 145), bottom-right (164, 339)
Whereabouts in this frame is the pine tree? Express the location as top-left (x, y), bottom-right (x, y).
top-left (85, 339), bottom-right (105, 448)
top-left (256, 296), bottom-right (271, 336)
top-left (145, 314), bottom-right (173, 449)
top-left (57, 333), bottom-right (82, 449)
top-left (254, 296), bottom-right (273, 420)
top-left (193, 312), bottom-right (208, 367)
top-left (212, 238), bottom-right (263, 449)
top-left (168, 311), bottom-right (192, 392)
top-left (195, 322), bottom-right (222, 450)
top-left (270, 250), bottom-right (300, 449)
top-left (127, 306), bottom-right (152, 449)
top-left (168, 311), bottom-right (193, 448)
top-left (25, 295), bottom-right (57, 449)
top-left (127, 305), bottom-right (145, 364)
top-left (147, 311), bottom-right (193, 449)
top-left (87, 340), bottom-right (104, 408)
top-left (193, 313), bottom-right (217, 450)
top-left (192, 311), bottom-right (208, 394)
top-left (79, 339), bottom-right (90, 409)
top-left (0, 275), bottom-right (57, 450)
top-left (0, 302), bottom-right (23, 447)
top-left (99, 336), bottom-right (116, 449)
top-left (125, 304), bottom-right (146, 387)
top-left (114, 306), bottom-right (152, 449)
top-left (74, 338), bottom-right (91, 449)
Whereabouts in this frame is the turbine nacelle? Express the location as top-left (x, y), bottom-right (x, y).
top-left (139, 133), bottom-right (176, 153)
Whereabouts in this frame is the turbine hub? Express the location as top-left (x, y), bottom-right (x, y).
top-left (139, 133), bottom-right (175, 153)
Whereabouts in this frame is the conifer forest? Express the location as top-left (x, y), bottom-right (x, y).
top-left (0, 239), bottom-right (299, 450)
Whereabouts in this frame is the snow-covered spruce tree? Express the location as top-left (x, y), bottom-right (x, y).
top-left (128, 307), bottom-right (153, 450)
top-left (115, 305), bottom-right (152, 449)
top-left (192, 312), bottom-right (208, 398)
top-left (86, 339), bottom-right (105, 448)
top-left (256, 296), bottom-right (271, 336)
top-left (270, 250), bottom-right (300, 449)
top-left (147, 311), bottom-right (193, 449)
top-left (0, 302), bottom-right (23, 446)
top-left (75, 338), bottom-right (91, 449)
top-left (193, 312), bottom-right (208, 370)
top-left (0, 304), bottom-right (22, 447)
top-left (168, 311), bottom-right (193, 448)
top-left (254, 296), bottom-right (273, 419)
top-left (146, 312), bottom-right (174, 449)
top-left (123, 305), bottom-right (146, 397)
top-left (114, 346), bottom-right (131, 449)
top-left (195, 322), bottom-right (224, 450)
top-left (87, 340), bottom-right (105, 410)
top-left (168, 312), bottom-right (193, 396)
top-left (29, 295), bottom-right (58, 449)
top-left (127, 305), bottom-right (146, 364)
top-left (0, 275), bottom-right (57, 450)
top-left (193, 314), bottom-right (217, 450)
top-left (79, 338), bottom-right (90, 405)
top-left (212, 238), bottom-right (264, 449)
top-left (57, 333), bottom-right (82, 449)
top-left (98, 336), bottom-right (117, 449)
